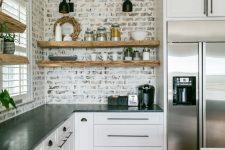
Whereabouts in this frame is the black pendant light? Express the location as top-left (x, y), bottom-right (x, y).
top-left (123, 0), bottom-right (133, 12)
top-left (59, 0), bottom-right (70, 14)
top-left (68, 0), bottom-right (74, 12)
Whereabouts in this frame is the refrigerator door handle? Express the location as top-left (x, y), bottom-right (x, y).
top-left (202, 42), bottom-right (207, 147)
top-left (199, 42), bottom-right (203, 149)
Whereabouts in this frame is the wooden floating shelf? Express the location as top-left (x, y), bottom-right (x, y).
top-left (0, 54), bottom-right (29, 65)
top-left (37, 40), bottom-right (160, 48)
top-left (0, 11), bottom-right (26, 33)
top-left (37, 60), bottom-right (160, 67)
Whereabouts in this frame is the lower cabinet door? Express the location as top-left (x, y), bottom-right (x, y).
top-left (94, 125), bottom-right (163, 147)
top-left (75, 113), bottom-right (94, 150)
top-left (95, 147), bottom-right (163, 150)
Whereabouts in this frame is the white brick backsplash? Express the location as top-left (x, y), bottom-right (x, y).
top-left (0, 0), bottom-right (158, 122)
top-left (44, 0), bottom-right (157, 104)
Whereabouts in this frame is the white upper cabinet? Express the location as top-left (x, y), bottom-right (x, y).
top-left (208, 0), bottom-right (225, 17)
top-left (167, 0), bottom-right (205, 18)
top-left (167, 0), bottom-right (225, 18)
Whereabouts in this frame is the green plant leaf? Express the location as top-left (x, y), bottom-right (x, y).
top-left (9, 98), bottom-right (16, 109)
top-left (0, 89), bottom-right (16, 109)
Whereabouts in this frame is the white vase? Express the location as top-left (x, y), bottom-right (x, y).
top-left (55, 23), bottom-right (62, 41)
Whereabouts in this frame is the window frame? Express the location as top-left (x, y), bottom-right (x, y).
top-left (0, 0), bottom-right (33, 107)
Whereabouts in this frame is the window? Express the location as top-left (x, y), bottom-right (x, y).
top-left (0, 0), bottom-right (30, 104)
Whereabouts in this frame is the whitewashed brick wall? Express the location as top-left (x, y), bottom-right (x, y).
top-left (44, 0), bottom-right (157, 104)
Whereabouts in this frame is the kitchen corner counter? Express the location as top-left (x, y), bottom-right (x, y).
top-left (0, 104), bottom-right (163, 150)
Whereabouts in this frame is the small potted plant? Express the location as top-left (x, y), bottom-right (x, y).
top-left (0, 89), bottom-right (16, 110)
top-left (124, 47), bottom-right (133, 60)
top-left (0, 22), bottom-right (16, 54)
top-left (3, 33), bottom-right (16, 54)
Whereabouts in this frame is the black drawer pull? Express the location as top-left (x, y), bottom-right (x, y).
top-left (63, 127), bottom-right (67, 132)
top-left (81, 118), bottom-right (87, 122)
top-left (65, 132), bottom-right (73, 138)
top-left (48, 140), bottom-right (53, 146)
top-left (58, 140), bottom-right (67, 148)
top-left (108, 135), bottom-right (149, 138)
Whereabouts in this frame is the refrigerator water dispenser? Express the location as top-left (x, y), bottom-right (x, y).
top-left (173, 76), bottom-right (196, 105)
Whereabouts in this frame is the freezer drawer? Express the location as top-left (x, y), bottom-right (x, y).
top-left (94, 125), bottom-right (163, 147)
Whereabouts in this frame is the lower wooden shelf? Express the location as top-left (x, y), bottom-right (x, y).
top-left (0, 54), bottom-right (29, 65)
top-left (37, 60), bottom-right (160, 67)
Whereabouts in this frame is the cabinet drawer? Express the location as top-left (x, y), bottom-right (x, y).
top-left (94, 125), bottom-right (163, 147)
top-left (43, 131), bottom-right (57, 150)
top-left (57, 117), bottom-right (73, 141)
top-left (94, 113), bottom-right (163, 125)
top-left (95, 147), bottom-right (163, 150)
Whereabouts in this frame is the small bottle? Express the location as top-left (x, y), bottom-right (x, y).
top-left (143, 48), bottom-right (150, 60)
top-left (55, 23), bottom-right (62, 41)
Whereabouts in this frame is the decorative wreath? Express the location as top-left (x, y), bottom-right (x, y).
top-left (54, 16), bottom-right (81, 41)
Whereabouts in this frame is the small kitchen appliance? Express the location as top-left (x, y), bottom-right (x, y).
top-left (138, 84), bottom-right (155, 107)
top-left (128, 95), bottom-right (138, 106)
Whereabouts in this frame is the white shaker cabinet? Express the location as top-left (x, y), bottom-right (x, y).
top-left (74, 113), bottom-right (94, 150)
top-left (167, 0), bottom-right (225, 18)
top-left (167, 0), bottom-right (205, 18)
top-left (74, 112), bottom-right (164, 150)
top-left (208, 0), bottom-right (225, 17)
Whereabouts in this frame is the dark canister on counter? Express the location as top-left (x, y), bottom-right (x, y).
top-left (138, 84), bottom-right (155, 107)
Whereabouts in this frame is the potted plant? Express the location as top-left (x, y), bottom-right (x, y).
top-left (124, 47), bottom-right (134, 60)
top-left (0, 22), bottom-right (16, 54)
top-left (0, 89), bottom-right (16, 109)
top-left (3, 33), bottom-right (16, 54)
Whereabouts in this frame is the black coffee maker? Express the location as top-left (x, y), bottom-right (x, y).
top-left (138, 84), bottom-right (155, 107)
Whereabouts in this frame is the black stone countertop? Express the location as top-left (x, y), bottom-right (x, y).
top-left (0, 104), bottom-right (163, 150)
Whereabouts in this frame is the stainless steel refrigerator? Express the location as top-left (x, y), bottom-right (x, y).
top-left (167, 21), bottom-right (225, 150)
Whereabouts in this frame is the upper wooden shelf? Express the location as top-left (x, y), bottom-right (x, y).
top-left (37, 60), bottom-right (160, 67)
top-left (37, 40), bottom-right (160, 48)
top-left (0, 54), bottom-right (29, 65)
top-left (0, 11), bottom-right (26, 33)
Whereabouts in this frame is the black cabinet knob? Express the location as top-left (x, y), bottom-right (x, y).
top-left (81, 118), bottom-right (87, 122)
top-left (48, 140), bottom-right (53, 146)
top-left (63, 127), bottom-right (67, 132)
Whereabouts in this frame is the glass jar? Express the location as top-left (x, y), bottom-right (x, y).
top-left (96, 26), bottom-right (107, 41)
top-left (111, 23), bottom-right (121, 41)
top-left (84, 28), bottom-right (94, 41)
